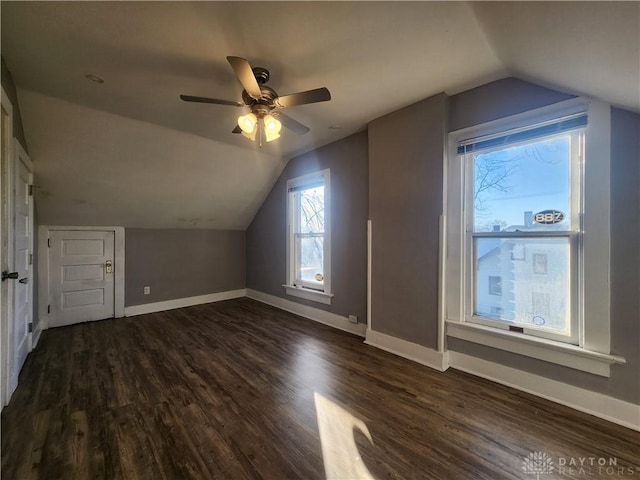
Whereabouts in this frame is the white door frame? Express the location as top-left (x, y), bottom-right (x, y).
top-left (1, 86), bottom-right (15, 407)
top-left (38, 226), bottom-right (125, 330)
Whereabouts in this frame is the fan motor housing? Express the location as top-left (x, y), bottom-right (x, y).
top-left (242, 84), bottom-right (278, 109)
top-left (251, 103), bottom-right (272, 118)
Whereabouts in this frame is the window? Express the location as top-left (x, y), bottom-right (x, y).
top-left (488, 276), bottom-right (502, 296)
top-left (531, 292), bottom-right (551, 322)
top-left (532, 254), bottom-right (548, 274)
top-left (284, 170), bottom-right (332, 304)
top-left (444, 99), bottom-right (623, 376)
top-left (510, 244), bottom-right (526, 261)
top-left (464, 114), bottom-right (583, 344)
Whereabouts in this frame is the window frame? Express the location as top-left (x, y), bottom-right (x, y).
top-left (442, 98), bottom-right (625, 377)
top-left (284, 169), bottom-right (333, 305)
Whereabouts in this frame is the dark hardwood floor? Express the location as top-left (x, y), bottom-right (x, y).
top-left (2, 297), bottom-right (639, 479)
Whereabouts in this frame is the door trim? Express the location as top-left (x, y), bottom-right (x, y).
top-left (38, 226), bottom-right (125, 330)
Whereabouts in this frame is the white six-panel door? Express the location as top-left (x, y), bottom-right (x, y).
top-left (10, 143), bottom-right (33, 392)
top-left (49, 230), bottom-right (115, 327)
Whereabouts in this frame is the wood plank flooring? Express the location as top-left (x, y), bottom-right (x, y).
top-left (2, 297), bottom-right (639, 479)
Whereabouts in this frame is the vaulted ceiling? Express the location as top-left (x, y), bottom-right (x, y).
top-left (2, 1), bottom-right (638, 229)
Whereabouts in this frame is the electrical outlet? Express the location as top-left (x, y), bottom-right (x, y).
top-left (143, 286), bottom-right (150, 295)
top-left (348, 315), bottom-right (358, 324)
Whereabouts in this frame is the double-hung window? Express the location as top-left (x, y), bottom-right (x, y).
top-left (444, 99), bottom-right (624, 376)
top-left (285, 169), bottom-right (332, 304)
top-left (462, 114), bottom-right (585, 344)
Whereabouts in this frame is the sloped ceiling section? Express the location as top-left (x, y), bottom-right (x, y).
top-left (473, 2), bottom-right (640, 112)
top-left (20, 90), bottom-right (285, 230)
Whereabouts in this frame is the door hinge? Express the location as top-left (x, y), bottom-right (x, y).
top-left (48, 238), bottom-right (51, 248)
top-left (47, 305), bottom-right (51, 314)
top-left (28, 185), bottom-right (34, 196)
top-left (28, 322), bottom-right (33, 333)
top-left (29, 253), bottom-right (33, 265)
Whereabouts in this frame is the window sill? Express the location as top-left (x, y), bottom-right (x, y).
top-left (446, 320), bottom-right (625, 377)
top-left (283, 285), bottom-right (333, 305)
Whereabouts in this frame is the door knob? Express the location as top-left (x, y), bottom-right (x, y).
top-left (105, 260), bottom-right (112, 274)
top-left (18, 277), bottom-right (28, 284)
top-left (1, 271), bottom-right (19, 281)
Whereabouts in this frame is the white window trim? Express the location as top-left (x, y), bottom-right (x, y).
top-left (282, 284), bottom-right (333, 305)
top-left (442, 97), bottom-right (624, 377)
top-left (446, 320), bottom-right (624, 377)
top-left (284, 169), bottom-right (333, 305)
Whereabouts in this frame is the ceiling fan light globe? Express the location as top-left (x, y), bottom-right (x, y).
top-left (263, 114), bottom-right (282, 134)
top-left (241, 128), bottom-right (257, 141)
top-left (265, 130), bottom-right (281, 143)
top-left (238, 113), bottom-right (257, 134)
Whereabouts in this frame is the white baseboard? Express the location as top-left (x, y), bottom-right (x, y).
top-left (449, 351), bottom-right (640, 432)
top-left (365, 328), bottom-right (449, 371)
top-left (124, 289), bottom-right (246, 317)
top-left (31, 326), bottom-right (43, 350)
top-left (246, 288), bottom-right (366, 337)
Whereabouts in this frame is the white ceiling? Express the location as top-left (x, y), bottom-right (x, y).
top-left (1, 1), bottom-right (638, 229)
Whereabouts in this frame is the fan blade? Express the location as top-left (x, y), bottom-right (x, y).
top-left (275, 87), bottom-right (331, 108)
top-left (232, 125), bottom-right (242, 134)
top-left (272, 112), bottom-right (310, 135)
top-left (227, 56), bottom-right (262, 100)
top-left (180, 95), bottom-right (243, 107)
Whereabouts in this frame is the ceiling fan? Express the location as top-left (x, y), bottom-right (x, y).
top-left (180, 56), bottom-right (331, 145)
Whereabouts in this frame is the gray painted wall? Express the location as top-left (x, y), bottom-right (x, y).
top-left (368, 93), bottom-right (448, 349)
top-left (246, 131), bottom-right (369, 323)
top-left (125, 229), bottom-right (245, 307)
top-left (448, 77), bottom-right (575, 131)
top-left (609, 107), bottom-right (640, 404)
top-left (446, 79), bottom-right (640, 404)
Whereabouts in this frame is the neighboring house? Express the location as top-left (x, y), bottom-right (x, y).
top-left (476, 224), bottom-right (568, 332)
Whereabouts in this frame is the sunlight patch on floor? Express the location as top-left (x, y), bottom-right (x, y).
top-left (314, 392), bottom-right (376, 480)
